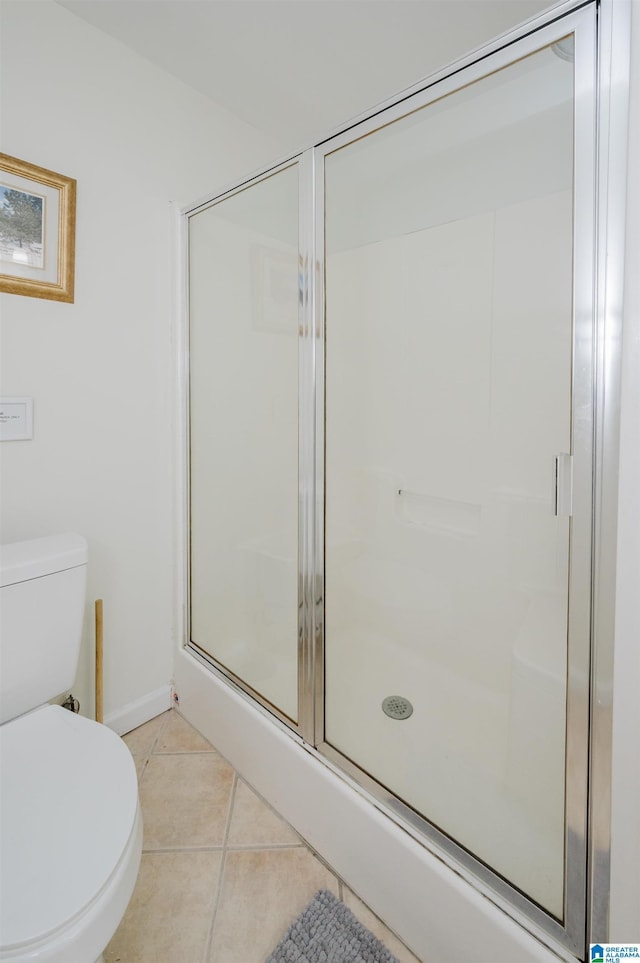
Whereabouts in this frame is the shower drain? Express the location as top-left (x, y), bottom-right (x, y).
top-left (381, 695), bottom-right (414, 720)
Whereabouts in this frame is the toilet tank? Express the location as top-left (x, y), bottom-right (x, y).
top-left (0, 534), bottom-right (88, 725)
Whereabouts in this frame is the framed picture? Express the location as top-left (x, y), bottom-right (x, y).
top-left (0, 154), bottom-right (76, 302)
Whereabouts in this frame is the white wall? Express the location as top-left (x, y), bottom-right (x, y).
top-left (0, 0), bottom-right (282, 722)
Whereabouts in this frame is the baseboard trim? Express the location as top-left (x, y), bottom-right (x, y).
top-left (104, 685), bottom-right (173, 735)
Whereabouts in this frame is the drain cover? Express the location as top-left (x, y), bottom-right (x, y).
top-left (381, 695), bottom-right (413, 720)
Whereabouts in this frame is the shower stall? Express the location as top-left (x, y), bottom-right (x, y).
top-left (178, 2), bottom-right (629, 959)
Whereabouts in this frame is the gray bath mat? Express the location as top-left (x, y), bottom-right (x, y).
top-left (266, 889), bottom-right (400, 963)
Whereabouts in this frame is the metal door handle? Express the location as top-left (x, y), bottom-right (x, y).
top-left (555, 453), bottom-right (573, 517)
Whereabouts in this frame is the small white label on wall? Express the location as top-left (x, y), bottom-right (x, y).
top-left (0, 397), bottom-right (33, 441)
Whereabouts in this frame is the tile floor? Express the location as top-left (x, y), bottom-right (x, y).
top-left (105, 709), bottom-right (422, 963)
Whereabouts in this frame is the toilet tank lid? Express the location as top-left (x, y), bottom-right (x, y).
top-left (0, 534), bottom-right (87, 588)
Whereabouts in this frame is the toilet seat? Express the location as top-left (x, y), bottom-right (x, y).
top-left (0, 705), bottom-right (141, 960)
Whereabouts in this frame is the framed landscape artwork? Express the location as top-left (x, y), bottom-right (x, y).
top-left (0, 154), bottom-right (76, 303)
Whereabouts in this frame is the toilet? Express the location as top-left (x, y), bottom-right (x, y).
top-left (0, 534), bottom-right (142, 963)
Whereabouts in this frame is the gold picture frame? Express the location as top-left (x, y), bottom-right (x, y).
top-left (0, 154), bottom-right (76, 303)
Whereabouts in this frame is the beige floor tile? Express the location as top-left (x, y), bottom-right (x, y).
top-left (155, 710), bottom-right (215, 753)
top-left (122, 712), bottom-right (169, 757)
top-left (140, 753), bottom-right (234, 849)
top-left (343, 889), bottom-right (424, 963)
top-left (227, 780), bottom-right (301, 848)
top-left (105, 850), bottom-right (222, 963)
top-left (209, 848), bottom-right (339, 963)
top-left (133, 755), bottom-right (146, 780)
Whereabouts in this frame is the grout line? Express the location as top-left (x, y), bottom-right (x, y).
top-left (202, 771), bottom-right (239, 963)
top-left (129, 709), bottom-right (171, 780)
top-left (151, 749), bottom-right (217, 756)
top-left (136, 756), bottom-right (150, 782)
top-left (127, 710), bottom-right (172, 784)
top-left (222, 769), bottom-right (238, 849)
top-left (225, 842), bottom-right (305, 852)
top-left (148, 708), bottom-right (171, 754)
top-left (142, 844), bottom-right (226, 854)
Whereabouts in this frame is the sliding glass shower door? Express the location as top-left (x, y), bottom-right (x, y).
top-left (186, 4), bottom-right (597, 953)
top-left (320, 12), bottom-right (593, 943)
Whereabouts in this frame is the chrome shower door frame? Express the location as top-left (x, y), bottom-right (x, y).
top-left (180, 0), bottom-right (631, 956)
top-left (185, 154), bottom-right (313, 737)
top-left (312, 4), bottom-right (599, 957)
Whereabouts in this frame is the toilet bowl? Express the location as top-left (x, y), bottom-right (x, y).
top-left (0, 535), bottom-right (143, 962)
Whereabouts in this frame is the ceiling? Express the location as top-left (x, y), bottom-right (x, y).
top-left (55, 0), bottom-right (552, 153)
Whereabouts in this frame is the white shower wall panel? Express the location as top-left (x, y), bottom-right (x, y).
top-left (324, 188), bottom-right (571, 914)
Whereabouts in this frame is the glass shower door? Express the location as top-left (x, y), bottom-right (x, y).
top-left (189, 163), bottom-right (300, 723)
top-left (322, 27), bottom-right (592, 927)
